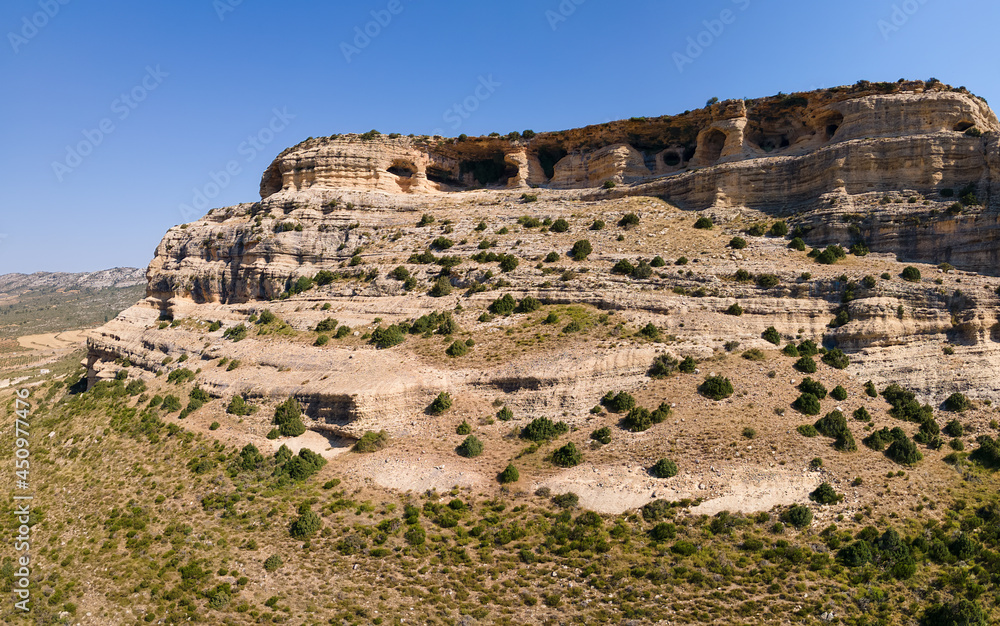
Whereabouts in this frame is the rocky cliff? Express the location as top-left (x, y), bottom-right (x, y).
top-left (90, 80), bottom-right (1000, 447)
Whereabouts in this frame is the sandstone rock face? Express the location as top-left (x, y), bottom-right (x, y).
top-left (89, 80), bottom-right (1000, 450)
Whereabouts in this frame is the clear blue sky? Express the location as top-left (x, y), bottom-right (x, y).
top-left (2, 0), bottom-right (998, 274)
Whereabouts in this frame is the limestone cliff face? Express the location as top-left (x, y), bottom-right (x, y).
top-left (260, 81), bottom-right (998, 203)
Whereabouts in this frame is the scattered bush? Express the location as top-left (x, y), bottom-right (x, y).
top-left (590, 427), bottom-right (612, 445)
top-left (693, 216), bottom-right (714, 229)
top-left (742, 348), bottom-right (766, 362)
top-left (570, 240), bottom-right (593, 261)
top-left (699, 376), bottom-right (734, 401)
top-left (792, 393), bottom-right (822, 416)
top-left (263, 555), bottom-right (282, 572)
top-left (489, 294), bottom-right (517, 315)
top-left (853, 407), bottom-right (872, 422)
top-left (901, 266), bottom-right (921, 282)
top-left (944, 392), bottom-right (972, 412)
top-left (756, 274), bottom-right (780, 288)
top-left (762, 326), bottom-right (781, 345)
top-left (353, 430), bottom-right (390, 453)
top-left (648, 354), bottom-right (679, 378)
top-left (886, 437), bottom-right (922, 465)
top-left (457, 435), bottom-right (484, 458)
top-left (428, 392), bottom-right (453, 415)
top-left (498, 464), bottom-right (519, 484)
top-left (445, 341), bottom-right (469, 357)
top-left (822, 348), bottom-right (850, 370)
top-left (794, 356), bottom-right (817, 373)
top-left (769, 221), bottom-right (789, 237)
top-left (371, 325), bottom-right (406, 349)
top-left (679, 356), bottom-right (697, 373)
top-left (618, 213), bottom-right (640, 228)
top-left (788, 237), bottom-right (806, 251)
top-left (729, 237), bottom-right (747, 250)
top-left (496, 406), bottom-right (514, 421)
top-left (428, 276), bottom-right (454, 297)
top-left (549, 218), bottom-right (570, 232)
top-left (273, 397), bottom-right (306, 437)
top-left (725, 303), bottom-right (744, 316)
top-left (590, 219), bottom-right (605, 231)
top-left (782, 505), bottom-right (813, 529)
top-left (943, 419), bottom-right (964, 437)
top-left (797, 424), bottom-right (819, 437)
top-left (289, 509), bottom-right (322, 539)
top-left (651, 459), bottom-right (678, 478)
top-left (798, 378), bottom-right (828, 399)
top-left (809, 482), bottom-right (843, 505)
top-left (831, 385), bottom-right (847, 401)
top-left (551, 442), bottom-right (582, 467)
top-left (521, 417), bottom-right (569, 442)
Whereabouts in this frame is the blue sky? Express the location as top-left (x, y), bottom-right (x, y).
top-left (2, 0), bottom-right (998, 273)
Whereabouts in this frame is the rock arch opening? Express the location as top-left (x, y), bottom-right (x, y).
top-left (823, 112), bottom-right (844, 140)
top-left (663, 151), bottom-right (681, 167)
top-left (954, 120), bottom-right (975, 132)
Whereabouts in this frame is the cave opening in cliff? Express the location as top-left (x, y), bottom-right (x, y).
top-left (459, 153), bottom-right (508, 186)
top-left (823, 112), bottom-right (844, 141)
top-left (426, 166), bottom-right (462, 187)
top-left (663, 151), bottom-right (681, 167)
top-left (954, 120), bottom-right (975, 132)
top-left (701, 129), bottom-right (726, 164)
top-left (536, 146), bottom-right (568, 180)
top-left (501, 158), bottom-right (520, 184)
top-left (387, 159), bottom-right (417, 178)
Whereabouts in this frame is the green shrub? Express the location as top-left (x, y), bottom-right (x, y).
top-left (648, 354), bottom-right (678, 378)
top-left (831, 385), bottom-right (847, 401)
top-left (809, 482), bottom-right (842, 504)
top-left (258, 310), bottom-right (277, 325)
top-left (618, 213), bottom-right (640, 228)
top-left (489, 294), bottom-right (516, 315)
top-left (769, 221), bottom-right (789, 237)
top-left (428, 276), bottom-right (453, 297)
top-left (651, 459), bottom-right (678, 478)
top-left (693, 216), bottom-right (714, 229)
top-left (679, 356), bottom-right (697, 373)
top-left (335, 325), bottom-right (351, 338)
top-left (499, 255), bottom-right (519, 272)
top-left (404, 525), bottom-right (426, 545)
top-left (496, 406), bottom-right (514, 421)
top-left (788, 237), bottom-right (806, 251)
top-left (638, 323), bottom-right (661, 341)
top-left (798, 377), bottom-right (827, 399)
top-left (782, 343), bottom-right (800, 357)
top-left (699, 376), bottom-right (734, 401)
top-left (498, 464), bottom-right (519, 484)
top-left (726, 303), bottom-right (744, 316)
top-left (603, 180), bottom-right (617, 189)
top-left (457, 435), bottom-right (484, 458)
top-left (521, 417), bottom-right (569, 442)
top-left (792, 393), bottom-right (821, 416)
top-left (549, 218), bottom-right (570, 233)
top-left (227, 395), bottom-right (252, 416)
top-left (782, 505), bottom-right (813, 529)
top-left (735, 269), bottom-right (752, 282)
top-left (797, 424), bottom-right (818, 437)
top-left (429, 392), bottom-right (453, 414)
top-left (445, 341), bottom-right (469, 357)
top-left (742, 348), bottom-right (766, 362)
top-left (729, 237), bottom-right (747, 250)
top-left (943, 419), bottom-right (964, 437)
top-left (314, 334), bottom-right (330, 347)
top-left (289, 509), bottom-right (322, 538)
top-left (417, 213), bottom-right (435, 226)
top-left (604, 391), bottom-right (637, 413)
top-left (798, 340), bottom-right (818, 356)
top-left (746, 223), bottom-right (767, 236)
top-left (814, 410), bottom-right (848, 438)
top-left (570, 240), bottom-right (592, 261)
top-left (161, 395), bottom-right (182, 412)
top-left (901, 266), bottom-right (921, 282)
top-left (273, 397), bottom-right (306, 437)
top-left (590, 427), bottom-right (612, 445)
top-left (371, 325), bottom-right (406, 349)
top-left (756, 274), bottom-right (780, 288)
top-left (263, 555), bottom-right (282, 572)
top-left (456, 421), bottom-right (472, 435)
top-left (544, 251), bottom-right (560, 263)
top-left (590, 219), bottom-right (605, 231)
top-left (864, 380), bottom-right (878, 397)
top-left (886, 437), bottom-right (922, 465)
top-left (944, 392), bottom-right (971, 412)
top-left (794, 356), bottom-right (817, 373)
top-left (551, 442), bottom-right (582, 467)
top-left (822, 348), bottom-right (850, 369)
top-left (353, 430), bottom-right (390, 453)
top-left (516, 296), bottom-right (542, 313)
top-left (552, 492), bottom-right (579, 508)
top-left (762, 326), bottom-right (781, 345)
top-left (853, 407), bottom-right (871, 422)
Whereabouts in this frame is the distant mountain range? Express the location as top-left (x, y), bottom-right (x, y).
top-left (0, 267), bottom-right (145, 296)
